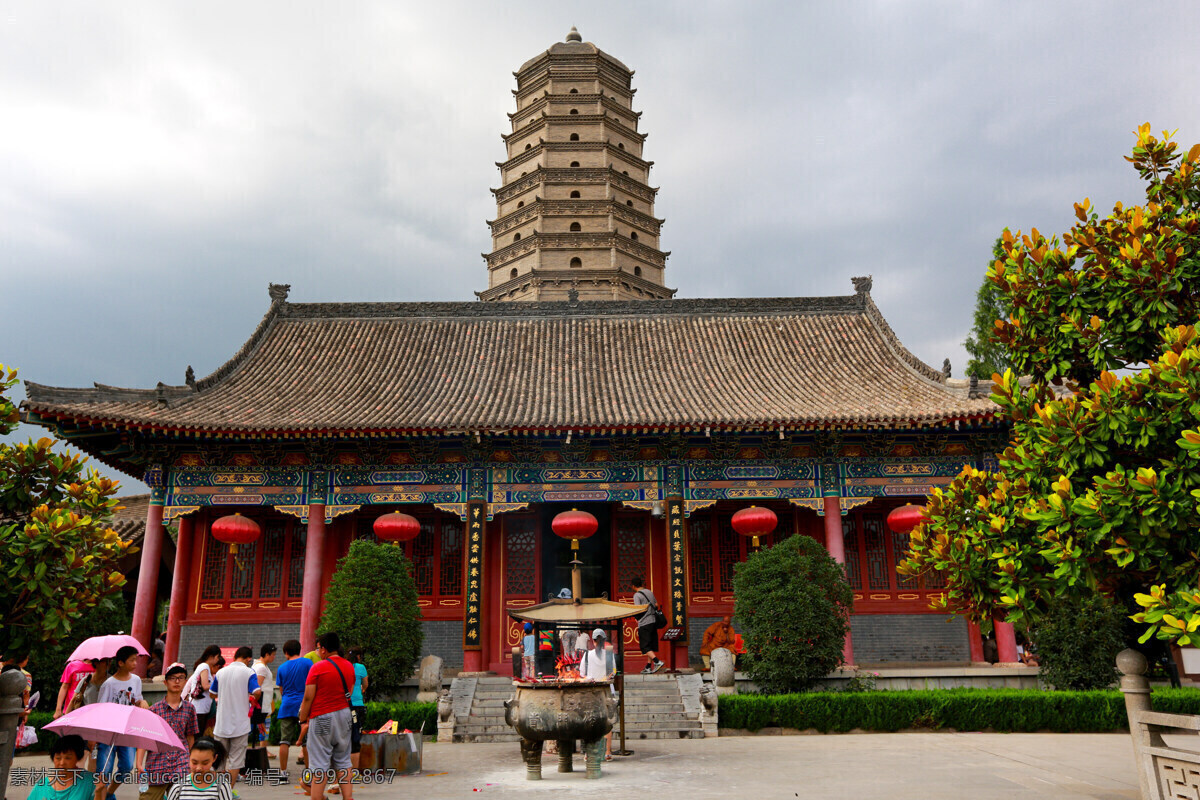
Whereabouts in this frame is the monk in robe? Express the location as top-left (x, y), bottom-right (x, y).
top-left (700, 616), bottom-right (737, 669)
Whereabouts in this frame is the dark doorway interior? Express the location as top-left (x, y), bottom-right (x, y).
top-left (539, 503), bottom-right (612, 601)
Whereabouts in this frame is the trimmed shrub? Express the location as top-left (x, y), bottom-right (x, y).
top-left (266, 701), bottom-right (437, 744)
top-left (1030, 595), bottom-right (1126, 689)
top-left (718, 688), bottom-right (1200, 733)
top-left (733, 534), bottom-right (853, 693)
top-left (317, 540), bottom-right (423, 698)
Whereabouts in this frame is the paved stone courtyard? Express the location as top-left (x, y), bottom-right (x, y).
top-left (8, 733), bottom-right (1140, 799)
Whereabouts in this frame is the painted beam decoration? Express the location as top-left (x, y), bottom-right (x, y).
top-left (684, 462), bottom-right (817, 502)
top-left (666, 498), bottom-right (687, 642)
top-left (164, 467), bottom-right (306, 521)
top-left (331, 467), bottom-right (465, 505)
top-left (490, 465), bottom-right (664, 504)
top-left (840, 457), bottom-right (970, 499)
top-left (464, 502), bottom-right (485, 650)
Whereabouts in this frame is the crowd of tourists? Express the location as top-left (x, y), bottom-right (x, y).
top-left (24, 632), bottom-right (368, 800)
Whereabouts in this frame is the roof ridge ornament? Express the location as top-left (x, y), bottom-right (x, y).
top-left (851, 275), bottom-right (873, 295)
top-left (268, 283), bottom-right (291, 303)
top-left (185, 366), bottom-right (196, 391)
top-left (566, 26), bottom-right (582, 43)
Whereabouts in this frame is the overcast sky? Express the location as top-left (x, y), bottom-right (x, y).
top-left (3, 1), bottom-right (1199, 492)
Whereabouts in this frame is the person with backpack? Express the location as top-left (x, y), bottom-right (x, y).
top-left (631, 576), bottom-right (665, 673)
top-left (183, 647), bottom-right (220, 736)
top-left (297, 633), bottom-right (355, 800)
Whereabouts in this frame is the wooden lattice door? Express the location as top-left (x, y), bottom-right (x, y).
top-left (612, 514), bottom-right (650, 657)
top-left (499, 514), bottom-right (540, 662)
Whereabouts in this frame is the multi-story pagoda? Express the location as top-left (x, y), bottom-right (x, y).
top-left (480, 27), bottom-right (673, 301)
top-left (21, 30), bottom-right (1011, 677)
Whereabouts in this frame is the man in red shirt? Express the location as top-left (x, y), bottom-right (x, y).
top-left (298, 633), bottom-right (355, 800)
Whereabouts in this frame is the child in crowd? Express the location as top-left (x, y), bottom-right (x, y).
top-left (28, 735), bottom-right (94, 800)
top-left (521, 623), bottom-right (536, 679)
top-left (96, 646), bottom-right (150, 800)
top-left (165, 739), bottom-right (231, 800)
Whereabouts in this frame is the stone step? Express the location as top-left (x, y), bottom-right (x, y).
top-left (609, 714), bottom-right (696, 724)
top-left (472, 691), bottom-right (517, 700)
top-left (471, 698), bottom-right (511, 708)
top-left (615, 722), bottom-right (702, 734)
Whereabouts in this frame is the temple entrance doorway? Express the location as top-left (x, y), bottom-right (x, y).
top-left (540, 502), bottom-right (612, 601)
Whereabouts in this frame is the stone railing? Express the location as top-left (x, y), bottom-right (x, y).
top-left (1119, 648), bottom-right (1200, 799)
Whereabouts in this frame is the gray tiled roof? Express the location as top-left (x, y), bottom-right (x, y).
top-left (22, 295), bottom-right (996, 435)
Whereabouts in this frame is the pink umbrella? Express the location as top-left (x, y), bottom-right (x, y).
top-left (45, 703), bottom-right (186, 753)
top-left (66, 634), bottom-right (148, 662)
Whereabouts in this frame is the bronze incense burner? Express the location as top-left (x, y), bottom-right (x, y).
top-left (504, 680), bottom-right (616, 779)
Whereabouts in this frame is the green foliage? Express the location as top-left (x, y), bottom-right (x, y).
top-left (900, 128), bottom-right (1200, 644)
top-left (266, 702), bottom-right (437, 745)
top-left (718, 688), bottom-right (1200, 733)
top-left (732, 534), bottom-right (853, 693)
top-left (27, 594), bottom-right (130, 708)
top-left (1032, 595), bottom-right (1126, 690)
top-left (0, 364), bottom-right (130, 656)
top-left (317, 539), bottom-right (423, 697)
top-left (964, 237), bottom-right (1015, 380)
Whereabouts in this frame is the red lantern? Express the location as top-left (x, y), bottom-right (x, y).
top-left (731, 505), bottom-right (777, 549)
top-left (886, 504), bottom-right (927, 535)
top-left (552, 508), bottom-right (598, 550)
top-left (374, 511), bottom-right (421, 544)
top-left (210, 513), bottom-right (262, 554)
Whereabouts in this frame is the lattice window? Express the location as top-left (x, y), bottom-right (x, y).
top-left (688, 517), bottom-right (713, 593)
top-left (439, 518), bottom-right (463, 597)
top-left (923, 567), bottom-right (947, 590)
top-left (863, 513), bottom-right (890, 590)
top-left (716, 519), bottom-right (739, 593)
top-left (891, 529), bottom-right (920, 590)
top-left (287, 525), bottom-right (307, 599)
top-left (355, 517), bottom-right (377, 544)
top-left (259, 521), bottom-right (287, 598)
top-left (230, 539), bottom-right (258, 599)
top-left (200, 525), bottom-right (227, 600)
top-left (504, 517), bottom-right (537, 595)
top-left (843, 516), bottom-right (862, 590)
top-left (614, 516), bottom-right (648, 595)
top-left (411, 519), bottom-right (436, 596)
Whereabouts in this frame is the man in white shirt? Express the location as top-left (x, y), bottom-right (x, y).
top-left (251, 644), bottom-right (277, 751)
top-left (209, 646), bottom-right (262, 791)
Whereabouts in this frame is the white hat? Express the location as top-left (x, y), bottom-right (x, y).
top-left (592, 628), bottom-right (605, 640)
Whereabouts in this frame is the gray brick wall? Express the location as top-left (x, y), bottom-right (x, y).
top-left (181, 620), bottom-right (465, 671)
top-left (850, 614), bottom-right (969, 663)
top-left (421, 621), bottom-right (463, 668)
top-left (179, 623), bottom-right (299, 670)
top-left (682, 613), bottom-right (969, 666)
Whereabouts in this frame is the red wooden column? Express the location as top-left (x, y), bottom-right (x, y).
top-left (966, 619), bottom-right (986, 664)
top-left (822, 495), bottom-right (855, 667)
top-left (163, 515), bottom-right (195, 666)
top-left (131, 500), bottom-right (166, 676)
top-left (994, 618), bottom-right (1019, 664)
top-left (300, 505), bottom-right (327, 653)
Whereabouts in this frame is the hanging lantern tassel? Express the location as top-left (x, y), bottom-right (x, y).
top-left (731, 505), bottom-right (777, 552)
top-left (552, 508), bottom-right (599, 547)
top-left (374, 510), bottom-right (421, 544)
top-left (211, 513), bottom-right (262, 557)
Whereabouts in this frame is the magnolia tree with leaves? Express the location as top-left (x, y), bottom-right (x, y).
top-left (899, 126), bottom-right (1200, 647)
top-left (0, 364), bottom-right (131, 655)
top-left (964, 237), bottom-right (1014, 380)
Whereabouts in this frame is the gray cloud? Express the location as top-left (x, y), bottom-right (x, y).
top-left (3, 1), bottom-right (1199, 491)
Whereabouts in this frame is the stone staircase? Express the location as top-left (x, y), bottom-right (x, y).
top-left (449, 672), bottom-right (713, 743)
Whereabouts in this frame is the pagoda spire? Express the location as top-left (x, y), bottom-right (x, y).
top-left (479, 32), bottom-right (674, 301)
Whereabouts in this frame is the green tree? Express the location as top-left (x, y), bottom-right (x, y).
top-left (898, 126), bottom-right (1200, 647)
top-left (733, 534), bottom-right (852, 693)
top-left (1030, 595), bottom-right (1125, 690)
top-left (28, 594), bottom-right (130, 708)
top-left (0, 364), bottom-right (130, 656)
top-left (964, 237), bottom-right (1014, 380)
top-left (317, 539), bottom-right (423, 697)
